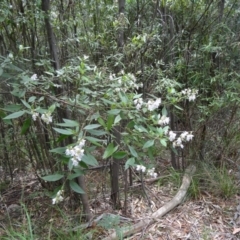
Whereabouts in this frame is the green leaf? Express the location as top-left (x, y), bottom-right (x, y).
top-left (28, 96), bottom-right (36, 103)
top-left (162, 107), bottom-right (167, 116)
top-left (48, 104), bottom-right (56, 113)
top-left (21, 118), bottom-right (31, 135)
top-left (21, 99), bottom-right (31, 109)
top-left (84, 124), bottom-right (101, 130)
top-left (143, 140), bottom-right (155, 149)
top-left (160, 138), bottom-right (167, 147)
top-left (107, 109), bottom-right (121, 115)
top-left (114, 115), bottom-right (122, 125)
top-left (107, 115), bottom-right (114, 130)
top-left (69, 180), bottom-right (85, 194)
top-left (125, 158), bottom-right (135, 170)
top-left (103, 143), bottom-right (118, 159)
top-left (41, 174), bottom-right (64, 182)
top-left (113, 151), bottom-right (127, 159)
top-left (82, 154), bottom-right (98, 166)
top-left (98, 117), bottom-right (106, 127)
top-left (134, 125), bottom-right (148, 133)
top-left (3, 104), bottom-right (22, 112)
top-left (4, 111), bottom-right (25, 119)
top-left (85, 136), bottom-right (103, 147)
top-left (56, 118), bottom-right (79, 127)
top-left (53, 128), bottom-right (74, 135)
top-left (128, 145), bottom-right (138, 158)
top-left (67, 172), bottom-right (83, 180)
top-left (87, 129), bottom-right (107, 136)
top-left (50, 147), bottom-right (66, 154)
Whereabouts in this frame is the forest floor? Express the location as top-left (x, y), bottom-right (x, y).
top-left (0, 161), bottom-right (240, 240)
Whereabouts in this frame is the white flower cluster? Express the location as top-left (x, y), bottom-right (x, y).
top-left (110, 72), bottom-right (143, 93)
top-left (65, 139), bottom-right (86, 166)
top-left (41, 112), bottom-right (53, 124)
top-left (133, 97), bottom-right (162, 111)
top-left (31, 111), bottom-right (39, 121)
top-left (158, 114), bottom-right (170, 126)
top-left (147, 168), bottom-right (158, 178)
top-left (30, 74), bottom-right (38, 81)
top-left (168, 131), bottom-right (194, 148)
top-left (181, 88), bottom-right (198, 101)
top-left (135, 164), bottom-right (146, 172)
top-left (133, 98), bottom-right (143, 110)
top-left (147, 98), bottom-right (161, 111)
top-left (135, 165), bottom-right (158, 178)
top-left (52, 190), bottom-right (64, 205)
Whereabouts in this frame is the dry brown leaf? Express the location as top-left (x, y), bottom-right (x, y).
top-left (232, 227), bottom-right (240, 234)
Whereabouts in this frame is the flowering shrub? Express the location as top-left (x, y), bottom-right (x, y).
top-left (2, 55), bottom-right (197, 204)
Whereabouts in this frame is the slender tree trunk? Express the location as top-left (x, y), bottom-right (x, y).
top-left (41, 0), bottom-right (92, 221)
top-left (41, 0), bottom-right (60, 70)
top-left (110, 0), bottom-right (125, 209)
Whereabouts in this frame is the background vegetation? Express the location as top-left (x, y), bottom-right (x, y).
top-left (1, 0), bottom-right (240, 238)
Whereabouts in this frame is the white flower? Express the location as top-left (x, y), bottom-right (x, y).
top-left (186, 133), bottom-right (194, 141)
top-left (134, 98), bottom-right (143, 110)
top-left (169, 131), bottom-right (176, 141)
top-left (53, 84), bottom-right (62, 88)
top-left (52, 190), bottom-right (64, 205)
top-left (180, 131), bottom-right (188, 139)
top-left (19, 45), bottom-right (24, 51)
top-left (188, 94), bottom-right (196, 101)
top-left (181, 88), bottom-right (198, 101)
top-left (30, 74), bottom-right (38, 81)
top-left (136, 165), bottom-right (146, 173)
top-left (32, 112), bottom-right (39, 121)
top-left (158, 115), bottom-right (170, 126)
top-left (41, 113), bottom-right (53, 124)
top-left (66, 139), bottom-right (86, 167)
top-left (83, 55), bottom-right (89, 60)
top-left (8, 53), bottom-right (13, 59)
top-left (147, 168), bottom-right (158, 178)
top-left (147, 98), bottom-right (161, 111)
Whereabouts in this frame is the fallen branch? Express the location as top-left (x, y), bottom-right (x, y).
top-left (103, 164), bottom-right (196, 240)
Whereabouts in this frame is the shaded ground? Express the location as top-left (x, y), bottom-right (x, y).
top-left (0, 163), bottom-right (240, 240)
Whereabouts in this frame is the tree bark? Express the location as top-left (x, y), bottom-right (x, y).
top-left (41, 0), bottom-right (60, 70)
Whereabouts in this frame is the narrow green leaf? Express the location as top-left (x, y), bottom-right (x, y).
top-left (69, 180), bottom-right (85, 194)
top-left (21, 99), bottom-right (31, 109)
top-left (53, 128), bottom-right (74, 135)
top-left (128, 145), bottom-right (138, 158)
top-left (107, 109), bottom-right (121, 115)
top-left (87, 129), bottom-right (107, 136)
top-left (114, 115), bottom-right (122, 125)
top-left (134, 125), bottom-right (148, 133)
top-left (143, 140), bottom-right (155, 149)
top-left (84, 124), bottom-right (101, 130)
top-left (107, 115), bottom-right (114, 130)
top-left (4, 110), bottom-right (25, 119)
top-left (103, 143), bottom-right (118, 159)
top-left (113, 151), bottom-right (127, 159)
top-left (28, 96), bottom-right (36, 103)
top-left (41, 174), bottom-right (64, 182)
top-left (162, 107), bottom-right (167, 116)
top-left (97, 117), bottom-right (106, 127)
top-left (56, 118), bottom-right (79, 127)
top-left (67, 172), bottom-right (83, 180)
top-left (82, 154), bottom-right (98, 166)
top-left (160, 138), bottom-right (167, 147)
top-left (85, 136), bottom-right (103, 147)
top-left (21, 118), bottom-right (31, 135)
top-left (50, 147), bottom-right (66, 154)
top-left (125, 158), bottom-right (135, 170)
